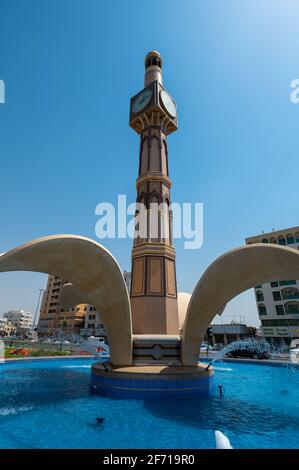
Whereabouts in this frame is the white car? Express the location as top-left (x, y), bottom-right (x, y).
top-left (290, 348), bottom-right (299, 363)
top-left (78, 336), bottom-right (110, 358)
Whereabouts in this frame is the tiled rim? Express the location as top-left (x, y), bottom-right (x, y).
top-left (1, 355), bottom-right (298, 368)
top-left (201, 357), bottom-right (299, 369)
top-left (90, 372), bottom-right (215, 399)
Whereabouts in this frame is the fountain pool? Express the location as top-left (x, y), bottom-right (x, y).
top-left (0, 357), bottom-right (298, 449)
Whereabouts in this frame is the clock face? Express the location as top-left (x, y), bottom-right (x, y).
top-left (132, 88), bottom-right (153, 114)
top-left (160, 90), bottom-right (176, 118)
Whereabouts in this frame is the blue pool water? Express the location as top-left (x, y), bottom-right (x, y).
top-left (0, 358), bottom-right (298, 449)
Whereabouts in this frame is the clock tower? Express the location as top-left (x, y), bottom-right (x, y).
top-left (129, 51), bottom-right (179, 335)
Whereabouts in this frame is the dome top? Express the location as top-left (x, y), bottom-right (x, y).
top-left (145, 51), bottom-right (163, 69)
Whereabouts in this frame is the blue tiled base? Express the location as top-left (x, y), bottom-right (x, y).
top-left (90, 367), bottom-right (215, 400)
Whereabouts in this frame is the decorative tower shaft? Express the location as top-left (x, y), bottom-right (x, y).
top-left (129, 51), bottom-right (179, 335)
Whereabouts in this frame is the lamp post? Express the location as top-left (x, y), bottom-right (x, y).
top-left (59, 316), bottom-right (68, 351)
top-left (32, 288), bottom-right (44, 337)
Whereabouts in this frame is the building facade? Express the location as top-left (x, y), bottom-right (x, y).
top-left (0, 317), bottom-right (15, 336)
top-left (38, 272), bottom-right (131, 338)
top-left (246, 226), bottom-right (299, 346)
top-left (206, 323), bottom-right (256, 346)
top-left (37, 275), bottom-right (86, 337)
top-left (80, 305), bottom-right (106, 338)
top-left (3, 309), bottom-right (32, 335)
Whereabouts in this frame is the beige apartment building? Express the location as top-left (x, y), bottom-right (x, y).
top-left (37, 275), bottom-right (86, 337)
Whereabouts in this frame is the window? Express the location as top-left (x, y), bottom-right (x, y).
top-left (258, 304), bottom-right (267, 315)
top-left (278, 236), bottom-right (286, 245)
top-left (261, 319), bottom-right (299, 327)
top-left (279, 280), bottom-right (297, 286)
top-left (271, 281), bottom-right (279, 288)
top-left (275, 305), bottom-right (285, 315)
top-left (273, 291), bottom-right (282, 301)
top-left (286, 234), bottom-right (295, 245)
top-left (255, 285), bottom-right (262, 289)
top-left (285, 302), bottom-right (299, 314)
top-left (282, 288), bottom-right (299, 300)
top-left (256, 291), bottom-right (264, 302)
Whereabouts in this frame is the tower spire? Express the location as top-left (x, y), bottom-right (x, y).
top-left (144, 50), bottom-right (163, 87)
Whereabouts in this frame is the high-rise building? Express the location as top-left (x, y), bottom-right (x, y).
top-left (37, 275), bottom-right (86, 337)
top-left (246, 226), bottom-right (299, 346)
top-left (129, 51), bottom-right (179, 335)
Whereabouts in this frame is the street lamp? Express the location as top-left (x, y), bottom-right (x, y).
top-left (31, 288), bottom-right (44, 336)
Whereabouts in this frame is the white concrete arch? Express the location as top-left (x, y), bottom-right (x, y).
top-left (181, 243), bottom-right (299, 366)
top-left (0, 235), bottom-right (132, 366)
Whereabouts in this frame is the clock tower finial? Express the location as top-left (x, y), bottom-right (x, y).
top-left (144, 50), bottom-right (163, 87)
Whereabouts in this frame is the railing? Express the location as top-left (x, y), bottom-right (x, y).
top-left (3, 339), bottom-right (78, 353)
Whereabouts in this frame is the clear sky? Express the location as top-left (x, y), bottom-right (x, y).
top-left (0, 0), bottom-right (299, 327)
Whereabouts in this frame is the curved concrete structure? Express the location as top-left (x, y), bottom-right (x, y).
top-left (182, 243), bottom-right (299, 366)
top-left (177, 292), bottom-right (191, 330)
top-left (0, 235), bottom-right (132, 366)
top-left (58, 282), bottom-right (89, 310)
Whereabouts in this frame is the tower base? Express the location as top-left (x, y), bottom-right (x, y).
top-left (90, 363), bottom-right (215, 400)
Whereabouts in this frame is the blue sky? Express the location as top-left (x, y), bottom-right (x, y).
top-left (0, 0), bottom-right (299, 326)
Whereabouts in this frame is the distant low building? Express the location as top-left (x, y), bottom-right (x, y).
top-left (0, 318), bottom-right (15, 336)
top-left (79, 305), bottom-right (105, 338)
top-left (206, 323), bottom-right (256, 346)
top-left (0, 318), bottom-right (6, 334)
top-left (3, 310), bottom-right (32, 335)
